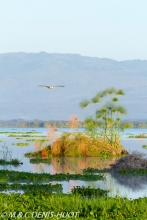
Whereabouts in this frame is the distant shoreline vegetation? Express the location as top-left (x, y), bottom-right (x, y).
top-left (0, 120), bottom-right (147, 128)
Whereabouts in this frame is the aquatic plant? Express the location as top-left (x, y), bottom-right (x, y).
top-left (70, 186), bottom-right (108, 197)
top-left (0, 158), bottom-right (23, 165)
top-left (79, 87), bottom-right (129, 154)
top-left (50, 132), bottom-right (127, 157)
top-left (128, 133), bottom-right (147, 138)
top-left (1, 192), bottom-right (147, 219)
top-left (25, 150), bottom-right (41, 158)
top-left (82, 167), bottom-right (108, 174)
top-left (25, 144), bottom-right (51, 158)
top-left (0, 145), bottom-right (12, 161)
top-left (119, 169), bottom-right (147, 175)
top-left (26, 139), bottom-right (48, 142)
top-left (16, 143), bottom-right (29, 146)
top-left (142, 144), bottom-right (147, 149)
top-left (0, 183), bottom-right (62, 192)
top-left (9, 134), bottom-right (46, 137)
top-left (0, 170), bottom-right (105, 182)
top-left (30, 158), bottom-right (51, 164)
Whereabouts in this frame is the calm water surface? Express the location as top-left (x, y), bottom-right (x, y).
top-left (0, 127), bottom-right (147, 199)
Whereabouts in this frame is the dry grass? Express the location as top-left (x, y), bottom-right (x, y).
top-left (68, 115), bottom-right (81, 131)
top-left (34, 141), bottom-right (44, 151)
top-left (46, 124), bottom-right (58, 142)
top-left (50, 132), bottom-right (127, 157)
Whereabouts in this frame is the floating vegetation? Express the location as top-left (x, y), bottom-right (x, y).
top-left (128, 133), bottom-right (147, 138)
top-left (25, 145), bottom-right (51, 158)
top-left (142, 145), bottom-right (147, 149)
top-left (0, 170), bottom-right (105, 183)
top-left (82, 167), bottom-right (108, 174)
top-left (126, 133), bottom-right (134, 135)
top-left (0, 183), bottom-right (62, 192)
top-left (25, 150), bottom-right (51, 158)
top-left (0, 131), bottom-right (41, 135)
top-left (0, 158), bottom-right (23, 165)
top-left (25, 151), bottom-right (41, 158)
top-left (9, 134), bottom-right (46, 137)
top-left (70, 186), bottom-right (108, 197)
top-left (16, 143), bottom-right (29, 146)
top-left (0, 140), bottom-right (3, 142)
top-left (26, 139), bottom-right (37, 142)
top-left (30, 158), bottom-right (51, 164)
top-left (26, 139), bottom-right (48, 142)
top-left (119, 169), bottom-right (147, 175)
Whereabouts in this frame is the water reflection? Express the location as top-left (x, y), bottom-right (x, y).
top-left (1, 128), bottom-right (147, 198)
top-left (33, 157), bottom-right (118, 174)
top-left (110, 171), bottom-right (147, 191)
top-left (32, 155), bottom-right (147, 198)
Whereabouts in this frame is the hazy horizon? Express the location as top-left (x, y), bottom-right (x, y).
top-left (1, 51), bottom-right (147, 62)
top-left (0, 52), bottom-right (147, 121)
top-left (1, 0), bottom-right (147, 61)
top-left (0, 1), bottom-right (147, 121)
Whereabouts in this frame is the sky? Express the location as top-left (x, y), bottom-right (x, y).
top-left (0, 0), bottom-right (147, 61)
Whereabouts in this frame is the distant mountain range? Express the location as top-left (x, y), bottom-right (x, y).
top-left (0, 52), bottom-right (147, 120)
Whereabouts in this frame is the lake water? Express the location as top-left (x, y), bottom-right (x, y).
top-left (0, 127), bottom-right (147, 199)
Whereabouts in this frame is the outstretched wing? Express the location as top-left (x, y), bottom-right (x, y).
top-left (38, 85), bottom-right (51, 88)
top-left (38, 85), bottom-right (64, 89)
top-left (54, 85), bottom-right (64, 87)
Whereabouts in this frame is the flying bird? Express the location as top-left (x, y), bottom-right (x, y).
top-left (38, 85), bottom-right (64, 89)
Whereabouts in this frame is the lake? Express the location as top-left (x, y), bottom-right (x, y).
top-left (0, 127), bottom-right (147, 199)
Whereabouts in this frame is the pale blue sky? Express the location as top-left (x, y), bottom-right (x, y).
top-left (0, 0), bottom-right (147, 60)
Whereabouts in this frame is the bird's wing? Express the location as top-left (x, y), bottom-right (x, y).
top-left (38, 85), bottom-right (64, 88)
top-left (38, 85), bottom-right (50, 88)
top-left (54, 85), bottom-right (64, 87)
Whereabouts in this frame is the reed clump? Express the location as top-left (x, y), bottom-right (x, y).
top-left (50, 132), bottom-right (127, 157)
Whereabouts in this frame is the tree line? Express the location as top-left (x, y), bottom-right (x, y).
top-left (0, 119), bottom-right (147, 128)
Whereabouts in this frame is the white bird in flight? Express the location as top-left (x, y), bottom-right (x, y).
top-left (38, 85), bottom-right (64, 89)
